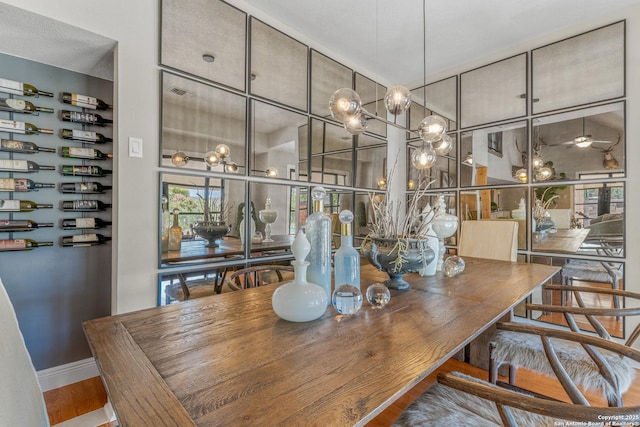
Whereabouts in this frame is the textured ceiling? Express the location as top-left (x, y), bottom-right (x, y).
top-left (241, 0), bottom-right (640, 86)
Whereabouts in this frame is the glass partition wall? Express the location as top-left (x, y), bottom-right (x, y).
top-left (159, 0), bottom-right (627, 339)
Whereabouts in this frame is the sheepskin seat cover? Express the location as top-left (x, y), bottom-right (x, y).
top-left (393, 373), bottom-right (558, 427)
top-left (491, 330), bottom-right (634, 402)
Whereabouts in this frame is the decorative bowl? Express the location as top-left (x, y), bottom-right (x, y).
top-left (192, 221), bottom-right (230, 248)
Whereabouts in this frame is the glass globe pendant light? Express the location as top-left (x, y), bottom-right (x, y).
top-left (411, 144), bottom-right (437, 170)
top-left (344, 111), bottom-right (369, 135)
top-left (536, 166), bottom-right (553, 181)
top-left (171, 151), bottom-right (189, 167)
top-left (384, 86), bottom-right (412, 115)
top-left (515, 168), bottom-right (528, 183)
top-left (204, 151), bottom-right (220, 167)
top-left (432, 134), bottom-right (453, 155)
top-left (531, 155), bottom-right (544, 170)
top-left (329, 88), bottom-right (362, 122)
top-left (418, 115), bottom-right (447, 143)
top-left (215, 143), bottom-right (230, 159)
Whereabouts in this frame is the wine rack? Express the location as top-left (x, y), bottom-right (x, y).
top-left (0, 76), bottom-right (113, 249)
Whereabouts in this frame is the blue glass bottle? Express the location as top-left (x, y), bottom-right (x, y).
top-left (334, 209), bottom-right (360, 287)
top-left (305, 187), bottom-right (332, 303)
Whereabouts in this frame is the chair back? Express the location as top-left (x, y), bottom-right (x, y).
top-left (226, 265), bottom-right (294, 291)
top-left (458, 220), bottom-right (518, 262)
top-left (0, 277), bottom-right (50, 427)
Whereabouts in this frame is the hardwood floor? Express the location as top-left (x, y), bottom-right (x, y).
top-left (45, 359), bottom-right (640, 426)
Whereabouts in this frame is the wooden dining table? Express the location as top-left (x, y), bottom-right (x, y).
top-left (532, 228), bottom-right (591, 253)
top-left (84, 258), bottom-right (559, 426)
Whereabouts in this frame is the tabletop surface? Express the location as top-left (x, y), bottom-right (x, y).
top-left (84, 259), bottom-right (559, 427)
top-left (532, 228), bottom-right (591, 253)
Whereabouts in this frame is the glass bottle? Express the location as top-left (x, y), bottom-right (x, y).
top-left (0, 78), bottom-right (53, 97)
top-left (0, 98), bottom-right (54, 114)
top-left (160, 195), bottom-right (170, 252)
top-left (59, 182), bottom-right (112, 193)
top-left (168, 209), bottom-right (182, 251)
top-left (60, 233), bottom-right (111, 247)
top-left (60, 146), bottom-right (113, 160)
top-left (0, 159), bottom-right (55, 173)
top-left (333, 209), bottom-right (360, 287)
top-left (0, 178), bottom-right (55, 192)
top-left (60, 128), bottom-right (112, 144)
top-left (60, 200), bottom-right (112, 211)
top-left (61, 92), bottom-right (111, 110)
top-left (0, 139), bottom-right (56, 154)
top-left (0, 119), bottom-right (54, 135)
top-left (60, 110), bottom-right (113, 126)
top-left (304, 186), bottom-right (332, 303)
top-left (60, 165), bottom-right (112, 177)
top-left (0, 238), bottom-right (54, 251)
top-left (0, 220), bottom-right (54, 232)
top-left (0, 199), bottom-right (53, 212)
top-left (61, 218), bottom-right (112, 230)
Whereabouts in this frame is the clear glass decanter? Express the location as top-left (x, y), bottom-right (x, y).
top-left (304, 186), bottom-right (332, 303)
top-left (333, 209), bottom-right (360, 287)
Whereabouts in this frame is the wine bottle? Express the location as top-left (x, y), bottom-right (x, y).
top-left (61, 200), bottom-right (112, 211)
top-left (0, 220), bottom-right (54, 232)
top-left (59, 182), bottom-right (112, 194)
top-left (0, 238), bottom-right (54, 251)
top-left (0, 178), bottom-right (55, 192)
top-left (60, 165), bottom-right (112, 177)
top-left (304, 186), bottom-right (332, 304)
top-left (0, 120), bottom-right (54, 135)
top-left (61, 217), bottom-right (112, 230)
top-left (60, 146), bottom-right (112, 160)
top-left (60, 233), bottom-right (111, 247)
top-left (0, 78), bottom-right (53, 97)
top-left (0, 98), bottom-right (54, 114)
top-left (0, 159), bottom-right (56, 173)
top-left (0, 199), bottom-right (53, 212)
top-left (59, 110), bottom-right (112, 127)
top-left (60, 128), bottom-right (112, 144)
top-left (168, 209), bottom-right (182, 251)
top-left (60, 92), bottom-right (111, 110)
top-left (0, 139), bottom-right (56, 154)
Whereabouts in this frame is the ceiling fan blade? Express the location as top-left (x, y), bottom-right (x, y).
top-left (591, 140), bottom-right (612, 144)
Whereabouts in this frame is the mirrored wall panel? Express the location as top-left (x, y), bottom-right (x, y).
top-left (532, 102), bottom-right (624, 181)
top-left (310, 50), bottom-right (352, 118)
top-left (161, 72), bottom-right (246, 174)
top-left (407, 134), bottom-right (457, 191)
top-left (410, 76), bottom-right (457, 132)
top-left (160, 173), bottom-right (246, 267)
top-left (355, 144), bottom-right (386, 190)
top-left (460, 53), bottom-right (527, 128)
top-left (250, 18), bottom-right (308, 111)
top-left (161, 0), bottom-right (246, 90)
top-left (532, 21), bottom-right (624, 114)
top-left (309, 119), bottom-right (353, 185)
top-left (460, 121), bottom-right (527, 187)
top-left (250, 100), bottom-right (308, 180)
top-left (531, 181), bottom-right (624, 257)
top-left (354, 73), bottom-right (387, 137)
top-left (531, 255), bottom-right (624, 339)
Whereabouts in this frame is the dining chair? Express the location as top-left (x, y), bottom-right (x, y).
top-left (225, 265), bottom-right (294, 291)
top-left (1, 277), bottom-right (115, 427)
top-left (394, 322), bottom-right (640, 426)
top-left (489, 284), bottom-right (640, 407)
top-left (457, 220), bottom-right (519, 262)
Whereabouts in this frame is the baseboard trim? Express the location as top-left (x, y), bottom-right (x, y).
top-left (37, 357), bottom-right (99, 392)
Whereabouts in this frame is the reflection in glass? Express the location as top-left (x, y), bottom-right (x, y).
top-left (355, 73), bottom-right (387, 137)
top-left (250, 18), bottom-right (308, 111)
top-left (355, 145), bottom-right (385, 189)
top-left (311, 50), bottom-right (353, 118)
top-left (410, 76), bottom-right (457, 132)
top-left (460, 121), bottom-right (527, 187)
top-left (250, 100), bottom-right (307, 179)
top-left (407, 134), bottom-right (456, 191)
top-left (161, 72), bottom-right (246, 173)
top-left (532, 102), bottom-right (624, 182)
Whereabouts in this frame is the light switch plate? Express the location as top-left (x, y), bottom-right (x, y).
top-left (128, 137), bottom-right (143, 158)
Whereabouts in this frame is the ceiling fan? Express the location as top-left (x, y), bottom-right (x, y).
top-left (559, 117), bottom-right (612, 148)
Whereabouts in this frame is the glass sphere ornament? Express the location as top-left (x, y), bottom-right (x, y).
top-left (215, 143), bottom-right (230, 159)
top-left (433, 134), bottom-right (453, 156)
top-left (204, 151), bottom-right (220, 167)
top-left (366, 283), bottom-right (391, 308)
top-left (171, 151), bottom-right (189, 167)
top-left (224, 161), bottom-right (239, 174)
top-left (329, 88), bottom-right (362, 122)
top-left (344, 112), bottom-right (369, 135)
top-left (332, 284), bottom-right (363, 315)
top-left (311, 186), bottom-right (326, 203)
top-left (418, 114), bottom-right (447, 143)
top-left (411, 144), bottom-right (437, 170)
top-left (443, 256), bottom-right (466, 277)
top-left (384, 86), bottom-right (411, 115)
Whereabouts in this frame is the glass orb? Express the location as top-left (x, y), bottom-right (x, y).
top-left (344, 112), bottom-right (369, 135)
top-left (384, 85), bottom-right (411, 115)
top-left (204, 151), bottom-right (220, 167)
top-left (265, 167), bottom-right (278, 177)
top-left (224, 161), bottom-right (238, 173)
top-left (411, 145), bottom-right (437, 170)
top-left (443, 256), bottom-right (466, 277)
top-left (329, 88), bottom-right (362, 122)
top-left (515, 168), bottom-right (528, 183)
top-left (215, 143), bottom-right (230, 159)
top-left (311, 186), bottom-right (326, 201)
top-left (366, 283), bottom-right (390, 308)
top-left (433, 134), bottom-right (453, 155)
top-left (171, 151), bottom-right (189, 167)
top-left (536, 166), bottom-right (553, 181)
top-left (332, 284), bottom-right (363, 315)
top-left (339, 209), bottom-right (353, 224)
top-left (418, 115), bottom-right (447, 143)
top-left (531, 156), bottom-right (544, 169)
top-left (407, 179), bottom-right (416, 190)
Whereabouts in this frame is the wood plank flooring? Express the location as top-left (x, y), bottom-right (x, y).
top-left (45, 358), bottom-right (640, 426)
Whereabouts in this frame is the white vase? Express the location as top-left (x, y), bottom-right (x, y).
top-left (419, 234), bottom-right (439, 277)
top-left (239, 217), bottom-right (256, 245)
